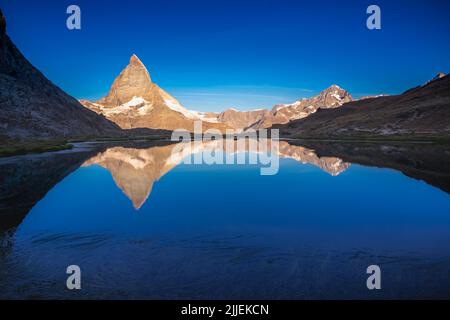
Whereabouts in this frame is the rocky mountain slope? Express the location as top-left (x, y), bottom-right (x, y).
top-left (275, 74), bottom-right (450, 140)
top-left (217, 108), bottom-right (271, 129)
top-left (0, 10), bottom-right (120, 141)
top-left (80, 55), bottom-right (229, 132)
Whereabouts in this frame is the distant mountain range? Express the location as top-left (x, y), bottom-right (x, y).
top-left (79, 52), bottom-right (361, 132)
top-left (190, 85), bottom-right (353, 130)
top-left (249, 85), bottom-right (353, 129)
top-left (0, 9), bottom-right (448, 143)
top-left (275, 73), bottom-right (450, 139)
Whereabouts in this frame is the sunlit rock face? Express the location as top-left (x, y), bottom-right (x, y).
top-left (80, 55), bottom-right (229, 132)
top-left (83, 140), bottom-right (349, 209)
top-left (78, 54), bottom-right (351, 133)
top-left (217, 108), bottom-right (271, 129)
top-left (98, 55), bottom-right (154, 107)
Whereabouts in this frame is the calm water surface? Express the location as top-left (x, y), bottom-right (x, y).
top-left (0, 140), bottom-right (449, 299)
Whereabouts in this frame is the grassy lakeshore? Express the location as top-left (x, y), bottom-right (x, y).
top-left (0, 140), bottom-right (73, 157)
top-left (1, 132), bottom-right (449, 158)
top-left (0, 133), bottom-right (173, 158)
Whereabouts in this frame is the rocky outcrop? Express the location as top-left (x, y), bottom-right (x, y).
top-left (81, 55), bottom-right (229, 132)
top-left (217, 108), bottom-right (271, 129)
top-left (275, 74), bottom-right (450, 140)
top-left (429, 72), bottom-right (446, 83)
top-left (250, 85), bottom-right (352, 129)
top-left (0, 10), bottom-right (121, 140)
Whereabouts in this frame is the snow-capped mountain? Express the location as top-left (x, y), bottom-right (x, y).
top-left (249, 85), bottom-right (353, 129)
top-left (80, 55), bottom-right (353, 133)
top-left (275, 73), bottom-right (450, 139)
top-left (80, 55), bottom-right (228, 132)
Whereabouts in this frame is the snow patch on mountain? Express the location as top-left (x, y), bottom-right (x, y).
top-left (123, 96), bottom-right (147, 108)
top-left (191, 111), bottom-right (220, 123)
top-left (164, 98), bottom-right (198, 119)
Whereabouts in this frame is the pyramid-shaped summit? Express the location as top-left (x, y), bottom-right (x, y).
top-left (98, 54), bottom-right (154, 107)
top-left (81, 54), bottom-right (230, 132)
top-left (129, 54), bottom-right (150, 78)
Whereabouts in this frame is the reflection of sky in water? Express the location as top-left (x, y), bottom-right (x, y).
top-left (2, 153), bottom-right (450, 299)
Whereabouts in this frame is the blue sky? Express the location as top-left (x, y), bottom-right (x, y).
top-left (1, 0), bottom-right (450, 111)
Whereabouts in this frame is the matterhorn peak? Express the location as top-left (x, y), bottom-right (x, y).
top-left (98, 55), bottom-right (154, 106)
top-left (127, 54), bottom-right (150, 78)
top-left (130, 54), bottom-right (143, 64)
top-left (126, 53), bottom-right (151, 80)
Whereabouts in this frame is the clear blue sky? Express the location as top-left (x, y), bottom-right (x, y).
top-left (1, 0), bottom-right (450, 111)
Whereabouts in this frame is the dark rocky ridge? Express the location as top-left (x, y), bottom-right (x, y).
top-left (0, 10), bottom-right (121, 140)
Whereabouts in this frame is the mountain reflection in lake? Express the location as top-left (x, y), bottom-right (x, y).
top-left (0, 140), bottom-right (449, 299)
